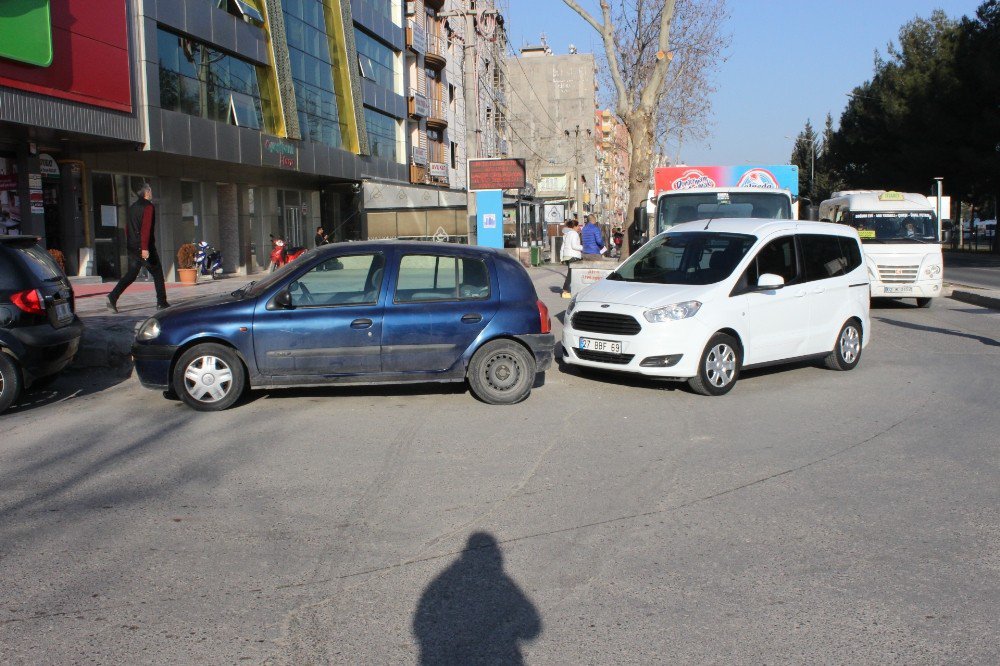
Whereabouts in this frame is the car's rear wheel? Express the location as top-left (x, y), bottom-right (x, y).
top-left (467, 339), bottom-right (536, 405)
top-left (688, 333), bottom-right (741, 396)
top-left (0, 352), bottom-right (23, 414)
top-left (172, 343), bottom-right (246, 411)
top-left (824, 320), bottom-right (863, 371)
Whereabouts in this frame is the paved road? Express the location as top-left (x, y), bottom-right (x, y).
top-left (2, 268), bottom-right (999, 664)
top-left (944, 250), bottom-right (1000, 289)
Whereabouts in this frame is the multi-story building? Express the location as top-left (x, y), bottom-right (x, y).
top-left (1, 0), bottom-right (518, 281)
top-left (506, 45), bottom-right (597, 230)
top-left (595, 109), bottom-right (630, 231)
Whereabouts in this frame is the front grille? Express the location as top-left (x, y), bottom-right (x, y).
top-left (877, 264), bottom-right (919, 283)
top-left (571, 311), bottom-right (642, 335)
top-left (573, 348), bottom-right (635, 365)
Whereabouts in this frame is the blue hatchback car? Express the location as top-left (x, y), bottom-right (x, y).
top-left (132, 241), bottom-right (554, 411)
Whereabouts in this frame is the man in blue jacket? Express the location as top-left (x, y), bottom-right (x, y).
top-left (581, 215), bottom-right (606, 259)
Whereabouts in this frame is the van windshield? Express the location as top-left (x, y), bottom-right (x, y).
top-left (846, 211), bottom-right (938, 243)
top-left (609, 232), bottom-right (756, 285)
top-left (657, 192), bottom-right (791, 233)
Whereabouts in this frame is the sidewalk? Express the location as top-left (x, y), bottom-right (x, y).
top-left (947, 284), bottom-right (1000, 311)
top-left (71, 276), bottom-right (251, 370)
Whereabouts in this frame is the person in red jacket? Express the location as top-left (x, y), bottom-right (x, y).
top-left (107, 184), bottom-right (169, 312)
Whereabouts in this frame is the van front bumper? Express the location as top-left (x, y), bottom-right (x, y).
top-left (871, 279), bottom-right (942, 299)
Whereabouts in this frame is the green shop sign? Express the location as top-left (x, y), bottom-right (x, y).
top-left (0, 0), bottom-right (53, 67)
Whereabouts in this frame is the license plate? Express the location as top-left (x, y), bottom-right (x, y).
top-left (883, 286), bottom-right (913, 294)
top-left (579, 337), bottom-right (622, 354)
top-left (54, 302), bottom-right (72, 320)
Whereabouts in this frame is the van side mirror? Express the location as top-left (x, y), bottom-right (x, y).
top-left (271, 287), bottom-right (293, 309)
top-left (756, 273), bottom-right (785, 290)
top-left (633, 206), bottom-right (648, 235)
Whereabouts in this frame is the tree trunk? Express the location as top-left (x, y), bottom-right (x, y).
top-left (622, 111), bottom-right (655, 258)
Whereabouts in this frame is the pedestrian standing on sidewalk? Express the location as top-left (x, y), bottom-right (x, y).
top-left (107, 184), bottom-right (169, 313)
top-left (581, 215), bottom-right (606, 260)
top-left (560, 218), bottom-right (582, 298)
top-left (315, 226), bottom-right (328, 247)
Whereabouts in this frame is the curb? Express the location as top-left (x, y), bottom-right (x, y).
top-left (950, 288), bottom-right (1000, 311)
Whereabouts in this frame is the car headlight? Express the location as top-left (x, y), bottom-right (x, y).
top-left (643, 300), bottom-right (702, 323)
top-left (137, 318), bottom-right (161, 341)
top-left (924, 264), bottom-right (942, 278)
top-left (566, 296), bottom-right (577, 317)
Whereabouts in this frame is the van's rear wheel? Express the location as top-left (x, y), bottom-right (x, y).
top-left (688, 333), bottom-right (741, 396)
top-left (825, 320), bottom-right (863, 371)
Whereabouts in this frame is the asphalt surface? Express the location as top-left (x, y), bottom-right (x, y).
top-left (2, 267), bottom-right (999, 664)
top-left (944, 249), bottom-right (1000, 290)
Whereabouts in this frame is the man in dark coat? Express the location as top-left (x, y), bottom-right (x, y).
top-left (107, 183), bottom-right (169, 312)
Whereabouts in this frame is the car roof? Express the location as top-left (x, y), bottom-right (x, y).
top-left (0, 235), bottom-right (41, 246)
top-left (313, 240), bottom-right (505, 256)
top-left (666, 218), bottom-right (859, 239)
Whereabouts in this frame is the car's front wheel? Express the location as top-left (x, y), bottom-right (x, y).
top-left (467, 339), bottom-right (536, 405)
top-left (172, 343), bottom-right (246, 411)
top-left (688, 333), bottom-right (741, 396)
top-left (0, 352), bottom-right (23, 414)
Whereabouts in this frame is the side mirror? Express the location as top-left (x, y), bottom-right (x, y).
top-left (633, 206), bottom-right (648, 235)
top-left (757, 273), bottom-right (785, 290)
top-left (271, 287), bottom-right (293, 309)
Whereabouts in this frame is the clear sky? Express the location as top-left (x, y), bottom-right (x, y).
top-left (506, 0), bottom-right (984, 165)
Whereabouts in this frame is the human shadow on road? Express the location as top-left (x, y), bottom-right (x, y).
top-left (875, 316), bottom-right (1000, 347)
top-left (412, 532), bottom-right (542, 665)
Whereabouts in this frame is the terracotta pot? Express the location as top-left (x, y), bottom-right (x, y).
top-left (177, 267), bottom-right (197, 285)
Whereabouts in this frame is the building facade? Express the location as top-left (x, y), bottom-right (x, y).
top-left (506, 46), bottom-right (597, 233)
top-left (594, 109), bottom-right (630, 231)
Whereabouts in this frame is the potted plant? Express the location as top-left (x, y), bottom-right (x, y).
top-left (176, 243), bottom-right (197, 284)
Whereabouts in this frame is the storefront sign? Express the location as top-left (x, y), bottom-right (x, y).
top-left (29, 189), bottom-right (44, 214)
top-left (0, 0), bottom-right (52, 67)
top-left (262, 137), bottom-right (297, 169)
top-left (39, 153), bottom-right (59, 178)
top-left (409, 21), bottom-right (426, 53)
top-left (100, 205), bottom-right (117, 228)
top-left (28, 173), bottom-right (42, 189)
top-left (412, 146), bottom-right (427, 166)
top-left (0, 174), bottom-right (17, 190)
top-left (468, 158), bottom-right (526, 191)
top-left (429, 162), bottom-right (448, 178)
top-left (300, 202), bottom-right (308, 216)
top-left (412, 92), bottom-right (429, 118)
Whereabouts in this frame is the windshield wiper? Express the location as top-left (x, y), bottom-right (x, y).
top-left (232, 280), bottom-right (256, 298)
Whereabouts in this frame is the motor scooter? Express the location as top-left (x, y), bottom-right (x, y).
top-left (194, 240), bottom-right (224, 279)
top-left (269, 235), bottom-right (307, 271)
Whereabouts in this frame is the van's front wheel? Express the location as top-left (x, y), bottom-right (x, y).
top-left (916, 297), bottom-right (932, 308)
top-left (688, 333), bottom-right (741, 396)
top-left (824, 320), bottom-right (863, 371)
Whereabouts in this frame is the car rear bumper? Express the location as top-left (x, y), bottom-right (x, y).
top-left (4, 318), bottom-right (83, 383)
top-left (516, 333), bottom-right (556, 372)
top-left (131, 343), bottom-right (177, 390)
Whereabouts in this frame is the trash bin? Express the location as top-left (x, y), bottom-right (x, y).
top-left (530, 246), bottom-right (542, 266)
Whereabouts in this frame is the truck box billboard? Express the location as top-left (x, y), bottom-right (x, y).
top-left (655, 165), bottom-right (799, 197)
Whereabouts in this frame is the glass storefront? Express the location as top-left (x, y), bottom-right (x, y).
top-left (90, 174), bottom-right (149, 279)
top-left (365, 108), bottom-right (400, 162)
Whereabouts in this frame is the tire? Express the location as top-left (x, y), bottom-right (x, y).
top-left (688, 333), bottom-right (741, 396)
top-left (0, 352), bottom-right (23, 414)
top-left (824, 320), bottom-right (863, 371)
top-left (467, 339), bottom-right (536, 405)
top-left (916, 297), bottom-right (932, 308)
top-left (172, 343), bottom-right (246, 411)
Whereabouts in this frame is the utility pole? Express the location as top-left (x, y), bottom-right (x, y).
top-left (566, 125), bottom-right (584, 220)
top-left (462, 3), bottom-right (479, 243)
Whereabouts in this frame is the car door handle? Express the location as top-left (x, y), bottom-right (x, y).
top-left (461, 313), bottom-right (483, 323)
top-left (351, 318), bottom-right (373, 329)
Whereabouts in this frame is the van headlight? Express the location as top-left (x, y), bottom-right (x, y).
top-left (924, 264), bottom-right (942, 278)
top-left (643, 300), bottom-right (701, 323)
top-left (137, 318), bottom-right (161, 341)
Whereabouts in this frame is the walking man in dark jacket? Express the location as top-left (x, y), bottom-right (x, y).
top-left (581, 215), bottom-right (606, 259)
top-left (107, 184), bottom-right (169, 312)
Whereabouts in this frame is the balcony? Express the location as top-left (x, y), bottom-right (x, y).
top-left (426, 95), bottom-right (447, 129)
top-left (425, 33), bottom-right (447, 69)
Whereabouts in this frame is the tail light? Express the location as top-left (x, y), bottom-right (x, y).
top-left (11, 288), bottom-right (46, 315)
top-left (536, 299), bottom-right (551, 334)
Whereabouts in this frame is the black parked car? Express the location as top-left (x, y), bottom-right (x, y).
top-left (0, 236), bottom-right (83, 413)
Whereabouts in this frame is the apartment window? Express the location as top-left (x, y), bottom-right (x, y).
top-left (365, 108), bottom-right (400, 162)
top-left (157, 28), bottom-right (268, 130)
top-left (215, 0), bottom-right (264, 25)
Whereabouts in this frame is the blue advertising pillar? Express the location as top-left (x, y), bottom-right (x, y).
top-left (475, 189), bottom-right (503, 248)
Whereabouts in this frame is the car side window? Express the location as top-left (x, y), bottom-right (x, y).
top-left (395, 254), bottom-right (490, 302)
top-left (801, 234), bottom-right (849, 282)
top-left (288, 254), bottom-right (384, 307)
top-left (744, 235), bottom-right (798, 286)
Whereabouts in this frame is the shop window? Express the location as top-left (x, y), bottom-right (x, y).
top-left (365, 108), bottom-right (400, 163)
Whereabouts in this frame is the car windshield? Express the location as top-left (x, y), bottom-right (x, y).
top-left (846, 211), bottom-right (938, 243)
top-left (657, 192), bottom-right (791, 233)
top-left (609, 231), bottom-right (756, 285)
top-left (233, 260), bottom-right (301, 298)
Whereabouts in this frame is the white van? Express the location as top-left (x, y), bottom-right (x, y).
top-left (562, 219), bottom-right (871, 395)
top-left (818, 190), bottom-right (942, 307)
